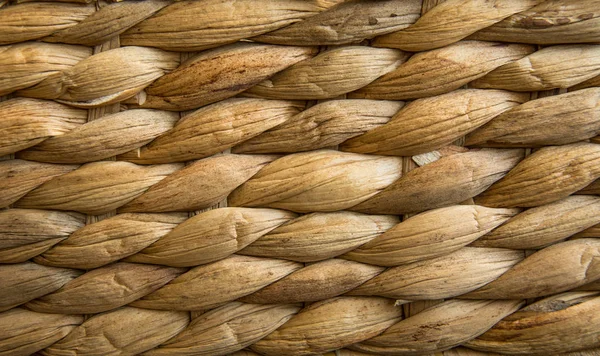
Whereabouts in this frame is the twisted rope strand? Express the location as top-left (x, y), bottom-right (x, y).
top-left (2, 88), bottom-right (599, 166)
top-left (1, 38), bottom-right (598, 111)
top-left (3, 142), bottom-right (600, 215)
top-left (1, 0), bottom-right (597, 50)
top-left (6, 196), bottom-right (597, 268)
top-left (2, 293), bottom-right (599, 356)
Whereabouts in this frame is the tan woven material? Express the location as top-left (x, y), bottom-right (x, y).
top-left (1, 0), bottom-right (600, 355)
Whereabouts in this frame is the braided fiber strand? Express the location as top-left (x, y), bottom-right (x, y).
top-left (2, 0), bottom-right (600, 355)
top-left (2, 293), bottom-right (600, 355)
top-left (1, 40), bottom-right (599, 110)
top-left (1, 0), bottom-right (598, 50)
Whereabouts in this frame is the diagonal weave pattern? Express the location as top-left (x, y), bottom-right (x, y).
top-left (1, 0), bottom-right (600, 355)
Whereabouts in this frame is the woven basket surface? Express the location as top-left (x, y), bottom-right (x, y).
top-left (1, 0), bottom-right (600, 355)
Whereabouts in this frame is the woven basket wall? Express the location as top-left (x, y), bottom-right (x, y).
top-left (1, 0), bottom-right (600, 355)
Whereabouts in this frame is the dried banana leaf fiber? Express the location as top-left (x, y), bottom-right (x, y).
top-left (1, 0), bottom-right (600, 355)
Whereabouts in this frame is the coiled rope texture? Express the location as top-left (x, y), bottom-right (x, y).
top-left (1, 0), bottom-right (600, 355)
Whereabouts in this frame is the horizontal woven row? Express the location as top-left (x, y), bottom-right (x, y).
top-left (3, 195), bottom-right (600, 265)
top-left (1, 40), bottom-right (599, 110)
top-left (1, 0), bottom-right (599, 50)
top-left (3, 143), bottom-right (600, 215)
top-left (3, 292), bottom-right (600, 356)
top-left (2, 88), bottom-right (600, 162)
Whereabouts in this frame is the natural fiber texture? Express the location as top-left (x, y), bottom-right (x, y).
top-left (1, 0), bottom-right (600, 355)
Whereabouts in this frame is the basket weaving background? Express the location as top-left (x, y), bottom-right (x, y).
top-left (1, 0), bottom-right (600, 355)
